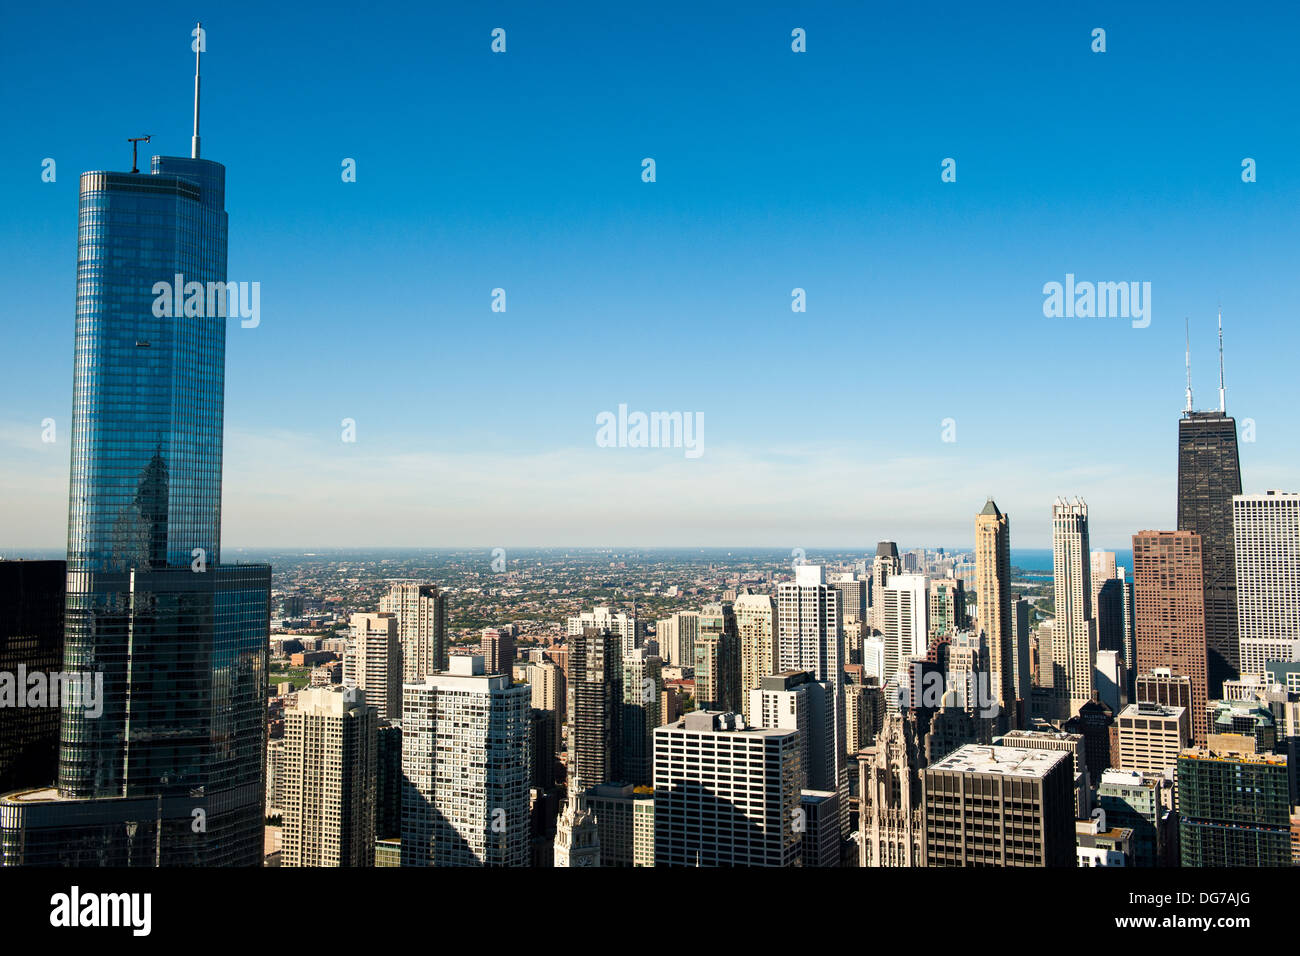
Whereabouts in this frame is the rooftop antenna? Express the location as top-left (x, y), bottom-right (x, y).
top-left (191, 21), bottom-right (202, 159)
top-left (1217, 305), bottom-right (1226, 413)
top-left (128, 136), bottom-right (151, 174)
top-left (1184, 317), bottom-right (1193, 413)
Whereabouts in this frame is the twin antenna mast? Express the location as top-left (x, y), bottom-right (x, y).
top-left (1184, 309), bottom-right (1228, 415)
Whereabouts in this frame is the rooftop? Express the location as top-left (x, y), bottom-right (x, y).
top-left (929, 744), bottom-right (1071, 778)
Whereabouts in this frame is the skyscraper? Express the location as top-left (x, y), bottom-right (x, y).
top-left (974, 499), bottom-right (1013, 725)
top-left (1132, 530), bottom-right (1209, 744)
top-left (620, 647), bottom-right (662, 786)
top-left (1178, 749), bottom-right (1291, 867)
top-left (568, 606), bottom-right (638, 658)
top-left (1, 39), bottom-right (271, 867)
top-left (870, 542), bottom-right (902, 630)
top-left (566, 627), bottom-right (623, 788)
top-left (281, 686), bottom-right (377, 868)
top-left (401, 656), bottom-right (531, 867)
top-left (749, 671), bottom-right (836, 791)
top-left (379, 581), bottom-right (448, 681)
top-left (1177, 317), bottom-right (1243, 694)
top-left (776, 565), bottom-right (848, 833)
top-left (858, 711), bottom-right (926, 867)
top-left (924, 745), bottom-right (1076, 867)
top-left (1051, 497), bottom-right (1096, 718)
top-left (344, 612), bottom-right (401, 721)
top-left (734, 592), bottom-right (777, 721)
top-left (653, 712), bottom-right (802, 867)
top-left (1233, 491), bottom-right (1300, 680)
top-left (880, 573), bottom-right (927, 698)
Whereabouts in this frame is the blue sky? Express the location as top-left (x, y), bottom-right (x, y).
top-left (2, 1), bottom-right (1297, 550)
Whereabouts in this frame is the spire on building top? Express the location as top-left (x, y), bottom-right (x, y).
top-left (1184, 317), bottom-right (1194, 414)
top-left (1218, 306), bottom-right (1226, 413)
top-left (191, 21), bottom-right (202, 159)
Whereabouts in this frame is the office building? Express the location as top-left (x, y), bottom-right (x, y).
top-left (1097, 769), bottom-right (1170, 868)
top-left (858, 711), bottom-right (926, 867)
top-left (974, 498), bottom-right (1014, 724)
top-left (1233, 492), bottom-right (1300, 680)
top-left (1116, 702), bottom-right (1190, 774)
top-left (924, 745), bottom-right (1076, 867)
top-left (870, 542), bottom-right (902, 630)
top-left (1051, 498), bottom-right (1096, 718)
top-left (1177, 332), bottom-right (1243, 694)
top-left (749, 671), bottom-right (835, 792)
top-left (1178, 748), bottom-right (1290, 866)
top-left (0, 57), bottom-right (271, 867)
top-left (880, 574), bottom-right (927, 698)
top-left (653, 711), bottom-right (802, 867)
top-left (579, 783), bottom-right (655, 867)
top-left (927, 578), bottom-right (967, 639)
top-left (1132, 530), bottom-right (1209, 744)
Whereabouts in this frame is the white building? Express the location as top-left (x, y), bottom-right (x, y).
top-left (570, 605), bottom-right (639, 657)
top-left (400, 655), bottom-right (531, 867)
top-left (1233, 492), bottom-right (1300, 680)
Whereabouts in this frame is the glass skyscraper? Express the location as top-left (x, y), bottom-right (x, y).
top-left (0, 53), bottom-right (270, 866)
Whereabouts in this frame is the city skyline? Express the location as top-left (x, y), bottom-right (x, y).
top-left (4, 5), bottom-right (1300, 549)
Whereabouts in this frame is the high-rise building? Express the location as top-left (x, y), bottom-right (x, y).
top-left (480, 627), bottom-right (516, 677)
top-left (870, 542), bottom-right (902, 630)
top-left (881, 574), bottom-right (927, 698)
top-left (776, 566), bottom-right (848, 833)
top-left (927, 578), bottom-right (967, 639)
top-left (694, 602), bottom-right (740, 712)
top-left (1116, 702), bottom-right (1190, 774)
top-left (552, 784), bottom-right (601, 867)
top-left (401, 656), bottom-right (531, 866)
top-left (569, 606), bottom-right (638, 658)
top-left (858, 711), bottom-right (926, 867)
top-left (997, 728), bottom-right (1091, 818)
top-left (0, 560), bottom-right (65, 795)
top-left (749, 671), bottom-right (835, 791)
top-left (798, 790), bottom-right (841, 867)
top-left (579, 783), bottom-right (655, 867)
top-left (1011, 596), bottom-right (1032, 722)
top-left (734, 593), bottom-right (777, 721)
top-left (974, 499), bottom-right (1013, 725)
top-left (830, 573), bottom-right (868, 627)
top-left (0, 53), bottom-right (271, 867)
top-left (1090, 550), bottom-right (1118, 630)
top-left (344, 612), bottom-right (401, 721)
top-left (621, 647), bottom-right (663, 786)
top-left (375, 720), bottom-right (402, 840)
top-left (924, 745), bottom-right (1076, 867)
top-left (1132, 530), bottom-right (1209, 745)
top-left (566, 627), bottom-right (623, 788)
top-left (1051, 498), bottom-right (1096, 718)
top-left (1096, 769), bottom-right (1172, 868)
top-left (1176, 324), bottom-right (1243, 694)
top-left (653, 711), bottom-right (802, 867)
top-left (281, 687), bottom-right (377, 868)
top-left (655, 610), bottom-right (699, 668)
top-left (1178, 749), bottom-right (1291, 866)
top-left (379, 581), bottom-right (448, 681)
top-left (1233, 492), bottom-right (1300, 680)
top-left (530, 658), bottom-right (566, 779)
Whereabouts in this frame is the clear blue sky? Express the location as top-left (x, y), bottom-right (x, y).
top-left (2, 1), bottom-right (1297, 550)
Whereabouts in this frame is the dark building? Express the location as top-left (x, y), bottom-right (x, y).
top-left (375, 721), bottom-right (403, 840)
top-left (1176, 409), bottom-right (1242, 694)
top-left (0, 560), bottom-right (66, 794)
top-left (1178, 750), bottom-right (1291, 866)
top-left (1064, 695), bottom-right (1115, 785)
top-left (566, 627), bottom-right (623, 787)
top-left (924, 744), bottom-right (1076, 867)
top-left (0, 40), bottom-right (271, 867)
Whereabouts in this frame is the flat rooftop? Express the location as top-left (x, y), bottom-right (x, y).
top-left (929, 744), bottom-right (1070, 778)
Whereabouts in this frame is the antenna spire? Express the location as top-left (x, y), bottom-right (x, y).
top-left (191, 22), bottom-right (202, 159)
top-left (1184, 317), bottom-right (1193, 413)
top-left (1218, 305), bottom-right (1226, 413)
